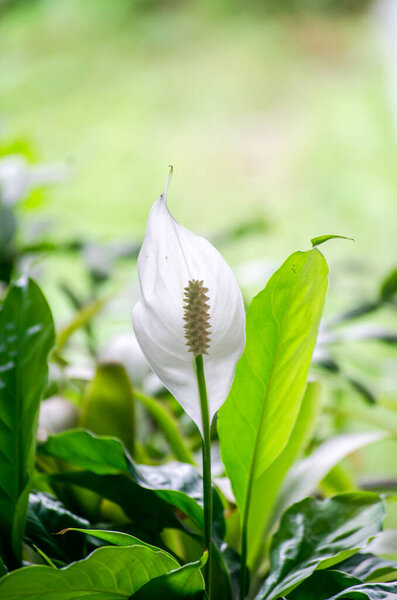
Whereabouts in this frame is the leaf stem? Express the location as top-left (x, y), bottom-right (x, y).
top-left (195, 354), bottom-right (213, 599)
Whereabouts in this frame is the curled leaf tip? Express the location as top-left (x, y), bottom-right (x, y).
top-left (161, 165), bottom-right (173, 202)
top-left (311, 234), bottom-right (354, 248)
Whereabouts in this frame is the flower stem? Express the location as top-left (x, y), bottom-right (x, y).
top-left (195, 354), bottom-right (213, 599)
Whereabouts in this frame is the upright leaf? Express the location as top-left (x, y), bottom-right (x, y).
top-left (80, 363), bottom-right (135, 454)
top-left (255, 492), bottom-right (385, 600)
top-left (218, 249), bottom-right (328, 574)
top-left (0, 278), bottom-right (55, 566)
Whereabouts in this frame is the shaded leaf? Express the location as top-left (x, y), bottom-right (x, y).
top-left (80, 363), bottom-right (135, 454)
top-left (38, 430), bottom-right (225, 539)
top-left (0, 278), bottom-right (55, 566)
top-left (134, 553), bottom-right (206, 599)
top-left (329, 581), bottom-right (397, 599)
top-left (272, 432), bottom-right (386, 529)
top-left (255, 492), bottom-right (385, 600)
top-left (380, 268), bottom-right (397, 301)
top-left (287, 570), bottom-right (362, 600)
top-left (337, 553), bottom-right (397, 583)
top-left (24, 492), bottom-right (89, 563)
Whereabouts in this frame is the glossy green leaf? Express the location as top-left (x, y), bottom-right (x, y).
top-left (329, 582), bottom-right (397, 599)
top-left (337, 553), bottom-right (397, 583)
top-left (272, 431), bottom-right (386, 529)
top-left (256, 492), bottom-right (385, 600)
top-left (287, 570), bottom-right (362, 600)
top-left (80, 363), bottom-right (135, 454)
top-left (134, 553), bottom-right (206, 599)
top-left (218, 250), bottom-right (328, 560)
top-left (246, 380), bottom-right (321, 566)
top-left (38, 430), bottom-right (225, 539)
top-left (311, 234), bottom-right (354, 247)
top-left (0, 278), bottom-right (55, 566)
top-left (0, 545), bottom-right (180, 599)
top-left (24, 492), bottom-right (89, 563)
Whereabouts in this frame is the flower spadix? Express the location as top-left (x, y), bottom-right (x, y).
top-left (132, 170), bottom-right (245, 436)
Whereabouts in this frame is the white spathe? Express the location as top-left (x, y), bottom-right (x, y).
top-left (132, 171), bottom-right (245, 436)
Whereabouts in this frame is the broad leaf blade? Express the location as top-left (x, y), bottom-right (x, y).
top-left (38, 430), bottom-right (225, 539)
top-left (256, 492), bottom-right (385, 600)
top-left (24, 492), bottom-right (89, 563)
top-left (218, 249), bottom-right (328, 512)
top-left (247, 380), bottom-right (321, 566)
top-left (134, 553), bottom-right (206, 599)
top-left (272, 431), bottom-right (386, 528)
top-left (330, 582), bottom-right (397, 599)
top-left (0, 278), bottom-right (55, 566)
top-left (0, 545), bottom-right (179, 599)
top-left (287, 570), bottom-right (362, 600)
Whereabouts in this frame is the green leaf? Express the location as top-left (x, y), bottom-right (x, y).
top-left (311, 234), bottom-right (354, 247)
top-left (380, 268), bottom-right (397, 301)
top-left (337, 553), bottom-right (397, 583)
top-left (58, 527), bottom-right (163, 553)
top-left (38, 430), bottom-right (225, 540)
top-left (329, 582), bottom-right (397, 599)
top-left (366, 530), bottom-right (397, 556)
top-left (218, 249), bottom-right (328, 560)
top-left (287, 570), bottom-right (362, 600)
top-left (56, 295), bottom-right (109, 351)
top-left (80, 363), bottom-right (135, 455)
top-left (255, 492), bottom-right (385, 600)
top-left (246, 380), bottom-right (322, 566)
top-left (24, 492), bottom-right (89, 563)
top-left (0, 545), bottom-right (182, 599)
top-left (0, 278), bottom-right (55, 566)
top-left (272, 432), bottom-right (386, 530)
top-left (133, 553), bottom-right (206, 599)
top-left (134, 390), bottom-right (194, 464)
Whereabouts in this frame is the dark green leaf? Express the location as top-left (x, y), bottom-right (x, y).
top-left (133, 553), bottom-right (206, 599)
top-left (38, 430), bottom-right (225, 539)
top-left (80, 363), bottom-right (135, 454)
top-left (0, 545), bottom-right (180, 599)
top-left (329, 581), bottom-right (397, 599)
top-left (337, 553), bottom-right (397, 583)
top-left (0, 278), bottom-right (55, 566)
top-left (380, 268), bottom-right (397, 301)
top-left (287, 570), bottom-right (362, 600)
top-left (311, 234), bottom-right (354, 247)
top-left (24, 492), bottom-right (89, 563)
top-left (255, 492), bottom-right (385, 600)
top-left (58, 527), bottom-right (164, 553)
top-left (218, 249), bottom-right (328, 566)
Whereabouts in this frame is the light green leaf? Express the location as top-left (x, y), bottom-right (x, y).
top-left (311, 234), bottom-right (354, 247)
top-left (246, 380), bottom-right (321, 566)
top-left (0, 545), bottom-right (181, 599)
top-left (218, 249), bottom-right (328, 553)
top-left (255, 492), bottom-right (385, 600)
top-left (272, 431), bottom-right (387, 528)
top-left (0, 278), bottom-right (55, 566)
top-left (80, 363), bottom-right (135, 455)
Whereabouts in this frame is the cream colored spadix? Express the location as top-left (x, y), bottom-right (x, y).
top-left (132, 170), bottom-right (245, 436)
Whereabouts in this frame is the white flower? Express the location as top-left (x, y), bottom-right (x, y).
top-left (132, 170), bottom-right (245, 435)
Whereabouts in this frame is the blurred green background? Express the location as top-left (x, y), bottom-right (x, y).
top-left (1, 0), bottom-right (396, 525)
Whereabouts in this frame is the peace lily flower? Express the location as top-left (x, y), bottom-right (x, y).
top-left (132, 169), bottom-right (245, 436)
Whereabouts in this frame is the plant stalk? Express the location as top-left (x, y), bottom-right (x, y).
top-left (195, 354), bottom-right (213, 599)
